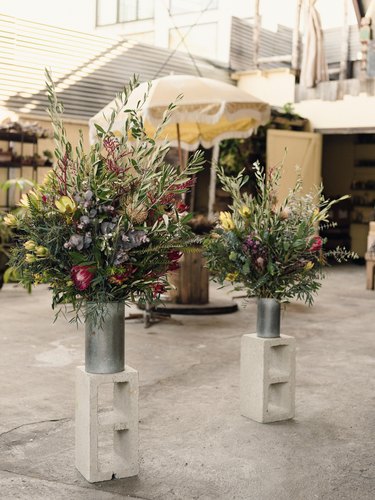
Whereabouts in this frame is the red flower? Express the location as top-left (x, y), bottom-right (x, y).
top-left (176, 201), bottom-right (189, 213)
top-left (108, 266), bottom-right (137, 285)
top-left (167, 250), bottom-right (182, 271)
top-left (168, 260), bottom-right (180, 271)
top-left (309, 236), bottom-right (323, 252)
top-left (71, 265), bottom-right (95, 291)
top-left (152, 282), bottom-right (166, 297)
top-left (168, 250), bottom-right (183, 261)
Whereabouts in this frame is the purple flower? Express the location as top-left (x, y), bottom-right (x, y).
top-left (114, 249), bottom-right (130, 265)
top-left (101, 221), bottom-right (115, 235)
top-left (64, 233), bottom-right (92, 251)
top-left (122, 230), bottom-right (149, 250)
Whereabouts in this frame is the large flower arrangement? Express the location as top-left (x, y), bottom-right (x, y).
top-left (6, 73), bottom-right (204, 322)
top-left (204, 162), bottom-right (356, 304)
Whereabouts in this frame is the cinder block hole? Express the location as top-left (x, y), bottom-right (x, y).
top-left (97, 382), bottom-right (115, 469)
top-left (268, 382), bottom-right (290, 413)
top-left (98, 382), bottom-right (114, 415)
top-left (269, 344), bottom-right (291, 376)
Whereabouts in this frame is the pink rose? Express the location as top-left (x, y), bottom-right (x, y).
top-left (309, 236), bottom-right (323, 253)
top-left (71, 265), bottom-right (95, 291)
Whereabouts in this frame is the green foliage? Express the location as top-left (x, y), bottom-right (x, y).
top-left (7, 71), bottom-right (205, 323)
top-left (203, 161), bottom-right (357, 304)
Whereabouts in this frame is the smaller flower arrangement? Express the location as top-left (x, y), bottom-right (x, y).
top-left (204, 161), bottom-right (357, 304)
top-left (6, 73), bottom-right (204, 322)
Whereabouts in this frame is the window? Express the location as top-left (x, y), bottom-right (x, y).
top-left (170, 0), bottom-right (218, 15)
top-left (96, 0), bottom-right (117, 26)
top-left (169, 22), bottom-right (217, 59)
top-left (96, 0), bottom-right (154, 26)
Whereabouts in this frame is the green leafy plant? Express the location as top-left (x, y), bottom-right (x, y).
top-left (7, 72), bottom-right (204, 322)
top-left (0, 178), bottom-right (35, 287)
top-left (203, 161), bottom-right (357, 304)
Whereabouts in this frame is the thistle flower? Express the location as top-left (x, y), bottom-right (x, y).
top-left (126, 203), bottom-right (148, 224)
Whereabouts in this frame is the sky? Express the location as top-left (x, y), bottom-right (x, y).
top-left (0, 0), bottom-right (358, 33)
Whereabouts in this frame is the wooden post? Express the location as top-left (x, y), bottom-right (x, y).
top-left (253, 0), bottom-right (260, 69)
top-left (339, 0), bottom-right (350, 81)
top-left (291, 0), bottom-right (303, 72)
top-left (208, 142), bottom-right (219, 220)
top-left (168, 249), bottom-right (209, 304)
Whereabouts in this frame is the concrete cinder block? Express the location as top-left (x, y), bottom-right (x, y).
top-left (75, 365), bottom-right (139, 482)
top-left (240, 334), bottom-right (295, 423)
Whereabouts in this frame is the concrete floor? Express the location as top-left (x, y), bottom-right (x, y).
top-left (0, 264), bottom-right (374, 500)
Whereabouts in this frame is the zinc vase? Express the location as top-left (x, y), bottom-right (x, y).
top-left (256, 298), bottom-right (281, 338)
top-left (85, 302), bottom-right (125, 374)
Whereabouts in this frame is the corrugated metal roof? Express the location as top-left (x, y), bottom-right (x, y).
top-left (230, 17), bottom-right (293, 71)
top-left (230, 16), bottom-right (361, 73)
top-left (0, 14), bottom-right (231, 121)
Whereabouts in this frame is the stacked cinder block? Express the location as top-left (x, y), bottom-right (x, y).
top-left (240, 334), bottom-right (295, 423)
top-left (75, 366), bottom-right (139, 482)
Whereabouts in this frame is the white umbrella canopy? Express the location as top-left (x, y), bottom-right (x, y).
top-left (89, 74), bottom-right (270, 218)
top-left (89, 74), bottom-right (270, 151)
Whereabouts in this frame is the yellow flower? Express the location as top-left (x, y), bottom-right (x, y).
top-left (19, 191), bottom-right (40, 209)
top-left (304, 261), bottom-right (314, 271)
top-left (18, 193), bottom-right (30, 208)
top-left (35, 246), bottom-right (49, 257)
top-left (225, 272), bottom-right (239, 282)
top-left (33, 273), bottom-right (43, 284)
top-left (3, 213), bottom-right (17, 226)
top-left (239, 205), bottom-right (251, 218)
top-left (219, 211), bottom-right (235, 230)
top-left (25, 253), bottom-right (37, 263)
top-left (24, 240), bottom-right (37, 251)
top-left (55, 196), bottom-right (76, 214)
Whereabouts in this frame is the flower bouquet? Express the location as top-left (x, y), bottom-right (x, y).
top-left (7, 72), bottom-right (204, 324)
top-left (203, 161), bottom-right (356, 337)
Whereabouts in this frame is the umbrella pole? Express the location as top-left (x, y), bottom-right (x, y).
top-left (208, 142), bottom-right (220, 221)
top-left (176, 123), bottom-right (183, 170)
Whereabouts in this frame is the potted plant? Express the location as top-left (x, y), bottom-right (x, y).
top-left (6, 72), bottom-right (204, 373)
top-left (42, 149), bottom-right (54, 166)
top-left (0, 211), bottom-right (13, 288)
top-left (203, 162), bottom-right (357, 337)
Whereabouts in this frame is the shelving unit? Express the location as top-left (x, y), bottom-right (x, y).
top-left (349, 137), bottom-right (375, 257)
top-left (0, 131), bottom-right (51, 209)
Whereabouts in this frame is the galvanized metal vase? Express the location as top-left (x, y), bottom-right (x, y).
top-left (256, 298), bottom-right (281, 338)
top-left (85, 302), bottom-right (125, 374)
